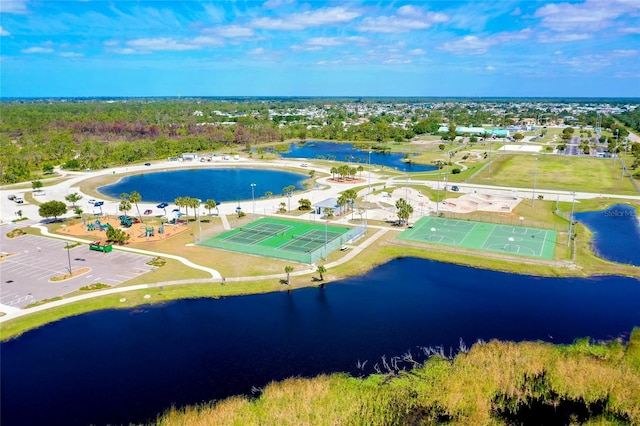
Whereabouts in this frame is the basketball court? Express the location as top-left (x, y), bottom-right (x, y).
top-left (398, 216), bottom-right (557, 259)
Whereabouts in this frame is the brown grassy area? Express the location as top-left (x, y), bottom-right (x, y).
top-left (154, 329), bottom-right (640, 425)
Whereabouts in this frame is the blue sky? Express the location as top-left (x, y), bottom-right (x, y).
top-left (1, 0), bottom-right (639, 98)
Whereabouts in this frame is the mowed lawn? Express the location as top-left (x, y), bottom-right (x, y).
top-left (471, 154), bottom-right (637, 194)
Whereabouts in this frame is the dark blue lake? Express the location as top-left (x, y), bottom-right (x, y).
top-left (575, 204), bottom-right (640, 266)
top-left (99, 168), bottom-right (308, 203)
top-left (271, 141), bottom-right (437, 172)
top-left (2, 258), bottom-right (639, 426)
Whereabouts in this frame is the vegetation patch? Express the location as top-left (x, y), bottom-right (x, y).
top-left (147, 257), bottom-right (167, 267)
top-left (79, 283), bottom-right (111, 291)
top-left (6, 229), bottom-right (26, 238)
top-left (50, 267), bottom-right (91, 282)
top-left (153, 329), bottom-right (640, 425)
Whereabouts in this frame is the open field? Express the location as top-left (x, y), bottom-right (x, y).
top-left (470, 153), bottom-right (637, 194)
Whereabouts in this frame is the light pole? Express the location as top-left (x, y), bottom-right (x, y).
top-left (368, 150), bottom-right (372, 196)
top-left (567, 191), bottom-right (576, 246)
top-left (65, 243), bottom-right (72, 275)
top-left (532, 157), bottom-right (538, 208)
top-left (621, 137), bottom-right (627, 179)
top-left (436, 163), bottom-right (441, 213)
top-left (250, 183), bottom-right (256, 215)
top-left (324, 219), bottom-right (328, 260)
top-left (405, 174), bottom-right (409, 202)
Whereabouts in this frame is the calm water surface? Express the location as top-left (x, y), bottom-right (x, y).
top-left (99, 168), bottom-right (307, 203)
top-left (273, 141), bottom-right (437, 172)
top-left (575, 204), bottom-right (640, 266)
top-left (2, 258), bottom-right (639, 426)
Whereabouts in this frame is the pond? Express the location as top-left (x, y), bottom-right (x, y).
top-left (268, 141), bottom-right (437, 173)
top-left (99, 168), bottom-right (308, 203)
top-left (2, 258), bottom-right (638, 426)
top-left (575, 204), bottom-right (640, 266)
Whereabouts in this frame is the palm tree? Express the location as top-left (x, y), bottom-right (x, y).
top-left (65, 192), bottom-right (82, 207)
top-left (317, 265), bottom-right (326, 281)
top-left (128, 191), bottom-right (143, 223)
top-left (265, 191), bottom-right (273, 199)
top-left (204, 199), bottom-right (217, 215)
top-left (119, 199), bottom-right (131, 216)
top-left (284, 266), bottom-right (294, 285)
top-left (330, 166), bottom-right (337, 179)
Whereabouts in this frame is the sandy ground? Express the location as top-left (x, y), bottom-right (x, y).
top-left (55, 216), bottom-right (190, 243)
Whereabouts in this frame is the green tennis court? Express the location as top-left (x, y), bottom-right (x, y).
top-left (199, 217), bottom-right (365, 264)
top-left (398, 216), bottom-right (557, 259)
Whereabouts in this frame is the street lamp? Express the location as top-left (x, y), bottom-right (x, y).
top-left (532, 157), bottom-right (538, 208)
top-left (567, 191), bottom-right (576, 246)
top-left (368, 150), bottom-right (372, 195)
top-left (250, 183), bottom-right (256, 215)
top-left (324, 219), bottom-right (328, 260)
top-left (65, 243), bottom-right (72, 275)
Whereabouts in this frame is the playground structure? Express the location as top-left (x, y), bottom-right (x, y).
top-left (119, 215), bottom-right (140, 227)
top-left (87, 219), bottom-right (112, 232)
top-left (89, 241), bottom-right (113, 252)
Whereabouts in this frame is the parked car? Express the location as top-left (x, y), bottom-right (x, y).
top-left (7, 194), bottom-right (16, 200)
top-left (14, 197), bottom-right (24, 204)
top-left (144, 162), bottom-right (151, 166)
top-left (88, 199), bottom-right (96, 204)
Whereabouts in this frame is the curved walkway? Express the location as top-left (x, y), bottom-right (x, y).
top-left (0, 224), bottom-right (390, 323)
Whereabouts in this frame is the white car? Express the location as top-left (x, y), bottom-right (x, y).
top-left (14, 197), bottom-right (24, 204)
top-left (88, 199), bottom-right (96, 204)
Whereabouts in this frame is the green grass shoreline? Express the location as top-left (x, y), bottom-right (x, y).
top-left (1, 220), bottom-right (638, 342)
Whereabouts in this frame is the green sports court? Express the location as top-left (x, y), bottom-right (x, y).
top-left (398, 216), bottom-right (557, 259)
top-left (199, 217), bottom-right (365, 264)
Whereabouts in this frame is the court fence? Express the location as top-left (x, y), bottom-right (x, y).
top-left (431, 210), bottom-right (567, 232)
top-left (199, 224), bottom-right (366, 264)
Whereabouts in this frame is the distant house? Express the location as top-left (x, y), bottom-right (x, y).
top-left (181, 153), bottom-right (198, 161)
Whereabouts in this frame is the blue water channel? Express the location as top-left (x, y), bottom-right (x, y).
top-left (270, 141), bottom-right (437, 172)
top-left (575, 204), bottom-right (640, 266)
top-left (2, 258), bottom-right (639, 426)
top-left (99, 168), bottom-right (308, 203)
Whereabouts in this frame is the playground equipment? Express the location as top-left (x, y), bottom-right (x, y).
top-left (89, 241), bottom-right (113, 252)
top-left (119, 215), bottom-right (133, 227)
top-left (90, 219), bottom-right (112, 231)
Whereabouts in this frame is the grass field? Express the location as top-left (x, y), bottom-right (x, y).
top-left (470, 153), bottom-right (637, 194)
top-left (200, 217), bottom-right (357, 263)
top-left (398, 216), bottom-right (557, 259)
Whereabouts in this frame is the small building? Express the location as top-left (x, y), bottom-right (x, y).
top-left (181, 153), bottom-right (198, 161)
top-left (312, 198), bottom-right (346, 217)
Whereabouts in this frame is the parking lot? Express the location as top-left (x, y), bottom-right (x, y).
top-left (0, 229), bottom-right (155, 308)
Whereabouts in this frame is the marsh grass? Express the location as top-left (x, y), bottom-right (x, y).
top-left (153, 329), bottom-right (640, 426)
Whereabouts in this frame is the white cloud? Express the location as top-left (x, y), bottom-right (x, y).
top-left (60, 52), bottom-right (82, 58)
top-left (262, 0), bottom-right (295, 10)
top-left (612, 49), bottom-right (638, 57)
top-left (357, 7), bottom-right (448, 33)
top-left (409, 49), bottom-right (426, 56)
top-left (486, 65), bottom-right (496, 71)
top-left (21, 47), bottom-right (54, 54)
top-left (440, 35), bottom-right (491, 55)
top-left (620, 27), bottom-right (640, 34)
top-left (208, 25), bottom-right (254, 38)
top-left (0, 0), bottom-right (29, 14)
top-left (554, 50), bottom-right (563, 55)
top-left (291, 35), bottom-right (368, 52)
top-left (127, 38), bottom-right (199, 52)
top-left (0, 25), bottom-right (9, 36)
top-left (246, 47), bottom-right (265, 55)
top-left (252, 7), bottom-right (360, 30)
top-left (534, 0), bottom-right (638, 33)
top-left (538, 32), bottom-right (591, 43)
